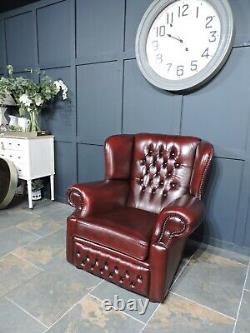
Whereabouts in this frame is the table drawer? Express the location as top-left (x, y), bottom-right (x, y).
top-left (0, 150), bottom-right (25, 163)
top-left (0, 139), bottom-right (25, 151)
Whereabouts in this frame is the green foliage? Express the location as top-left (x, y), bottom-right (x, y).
top-left (0, 65), bottom-right (67, 114)
top-left (0, 65), bottom-right (68, 131)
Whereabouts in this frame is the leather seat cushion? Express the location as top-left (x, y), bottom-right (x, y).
top-left (75, 207), bottom-right (157, 261)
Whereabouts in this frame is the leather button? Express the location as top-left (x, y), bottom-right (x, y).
top-left (86, 256), bottom-right (90, 262)
top-left (175, 162), bottom-right (180, 168)
top-left (170, 149), bottom-right (176, 158)
top-left (100, 268), bottom-right (104, 274)
top-left (76, 252), bottom-right (80, 258)
top-left (159, 180), bottom-right (164, 187)
top-left (152, 188), bottom-right (157, 194)
top-left (163, 162), bottom-right (167, 168)
top-left (125, 271), bottom-right (130, 279)
top-left (109, 272), bottom-right (113, 278)
top-left (119, 277), bottom-right (124, 283)
top-left (163, 191), bottom-right (167, 198)
top-left (104, 263), bottom-right (109, 270)
top-left (137, 275), bottom-right (143, 283)
top-left (140, 159), bottom-right (146, 166)
top-left (170, 182), bottom-right (176, 189)
top-left (130, 282), bottom-right (136, 288)
top-left (114, 267), bottom-right (119, 274)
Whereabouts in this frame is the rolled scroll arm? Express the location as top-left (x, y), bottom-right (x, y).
top-left (152, 194), bottom-right (204, 248)
top-left (67, 180), bottom-right (129, 218)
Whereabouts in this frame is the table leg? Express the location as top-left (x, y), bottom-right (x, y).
top-left (27, 180), bottom-right (33, 209)
top-left (50, 174), bottom-right (55, 201)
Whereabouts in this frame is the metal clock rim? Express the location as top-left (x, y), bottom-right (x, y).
top-left (135, 0), bottom-right (235, 92)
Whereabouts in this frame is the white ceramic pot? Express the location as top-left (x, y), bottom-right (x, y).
top-left (18, 117), bottom-right (31, 132)
top-left (32, 189), bottom-right (42, 201)
top-left (8, 115), bottom-right (18, 127)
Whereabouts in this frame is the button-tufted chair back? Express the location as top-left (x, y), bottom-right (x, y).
top-left (105, 133), bottom-right (210, 215)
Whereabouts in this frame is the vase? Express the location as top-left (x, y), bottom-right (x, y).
top-left (0, 107), bottom-right (8, 128)
top-left (29, 109), bottom-right (41, 132)
top-left (18, 117), bottom-right (31, 132)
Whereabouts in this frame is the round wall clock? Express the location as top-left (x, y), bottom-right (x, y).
top-left (135, 0), bottom-right (234, 92)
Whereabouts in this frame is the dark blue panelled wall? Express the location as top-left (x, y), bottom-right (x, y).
top-left (0, 0), bottom-right (250, 251)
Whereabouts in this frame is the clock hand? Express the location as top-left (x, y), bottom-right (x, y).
top-left (167, 33), bottom-right (189, 51)
top-left (167, 33), bottom-right (183, 43)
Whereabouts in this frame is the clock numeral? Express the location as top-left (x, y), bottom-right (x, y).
top-left (196, 7), bottom-right (199, 18)
top-left (209, 31), bottom-right (217, 42)
top-left (156, 54), bottom-right (163, 64)
top-left (166, 63), bottom-right (172, 72)
top-left (166, 12), bottom-right (174, 25)
top-left (178, 4), bottom-right (189, 17)
top-left (205, 16), bottom-right (214, 29)
top-left (152, 40), bottom-right (159, 51)
top-left (156, 25), bottom-right (166, 37)
top-left (177, 65), bottom-right (184, 77)
top-left (182, 4), bottom-right (189, 16)
top-left (202, 48), bottom-right (210, 58)
top-left (191, 60), bottom-right (198, 71)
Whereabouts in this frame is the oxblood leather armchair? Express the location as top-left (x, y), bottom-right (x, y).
top-left (66, 134), bottom-right (213, 302)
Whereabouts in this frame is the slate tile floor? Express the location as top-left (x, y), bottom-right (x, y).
top-left (0, 198), bottom-right (249, 333)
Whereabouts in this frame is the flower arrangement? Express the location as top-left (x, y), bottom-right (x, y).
top-left (0, 65), bottom-right (68, 132)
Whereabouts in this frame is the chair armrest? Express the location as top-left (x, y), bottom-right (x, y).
top-left (152, 194), bottom-right (204, 248)
top-left (67, 180), bottom-right (129, 218)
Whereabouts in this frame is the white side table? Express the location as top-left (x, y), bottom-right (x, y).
top-left (0, 134), bottom-right (55, 208)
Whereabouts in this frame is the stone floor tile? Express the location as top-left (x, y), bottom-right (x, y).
top-left (0, 297), bottom-right (46, 333)
top-left (7, 255), bottom-right (101, 327)
top-left (172, 249), bottom-right (247, 318)
top-left (245, 267), bottom-right (250, 290)
top-left (0, 226), bottom-right (40, 257)
top-left (0, 209), bottom-right (34, 231)
top-left (144, 293), bottom-right (235, 333)
top-left (16, 216), bottom-right (63, 237)
top-left (234, 290), bottom-right (250, 333)
top-left (197, 242), bottom-right (250, 265)
top-left (45, 294), bottom-right (144, 333)
top-left (12, 229), bottom-right (66, 268)
top-left (0, 253), bottom-right (41, 298)
top-left (31, 199), bottom-right (73, 217)
top-left (90, 280), bottom-right (158, 323)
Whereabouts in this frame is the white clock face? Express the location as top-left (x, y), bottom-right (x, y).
top-left (146, 0), bottom-right (222, 81)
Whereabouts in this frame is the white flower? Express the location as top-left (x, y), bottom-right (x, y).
top-left (35, 95), bottom-right (43, 106)
top-left (53, 80), bottom-right (68, 99)
top-left (54, 81), bottom-right (61, 94)
top-left (19, 94), bottom-right (32, 107)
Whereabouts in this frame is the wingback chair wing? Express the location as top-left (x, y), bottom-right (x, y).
top-left (66, 133), bottom-right (214, 302)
